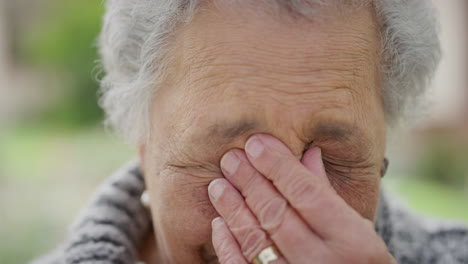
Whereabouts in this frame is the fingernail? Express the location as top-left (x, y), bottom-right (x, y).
top-left (208, 179), bottom-right (225, 201)
top-left (220, 151), bottom-right (240, 177)
top-left (245, 136), bottom-right (264, 158)
top-left (212, 217), bottom-right (224, 229)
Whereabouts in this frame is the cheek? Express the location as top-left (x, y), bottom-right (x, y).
top-left (331, 173), bottom-right (381, 221)
top-left (148, 168), bottom-right (220, 247)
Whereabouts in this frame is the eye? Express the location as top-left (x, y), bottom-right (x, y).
top-left (321, 150), bottom-right (377, 187)
top-left (322, 154), bottom-right (355, 176)
top-left (302, 140), bottom-right (356, 177)
top-left (166, 163), bottom-right (222, 177)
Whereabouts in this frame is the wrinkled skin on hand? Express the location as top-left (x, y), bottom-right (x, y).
top-left (209, 134), bottom-right (395, 263)
top-left (139, 1), bottom-right (387, 263)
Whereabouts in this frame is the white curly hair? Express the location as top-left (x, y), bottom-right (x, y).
top-left (98, 0), bottom-right (441, 144)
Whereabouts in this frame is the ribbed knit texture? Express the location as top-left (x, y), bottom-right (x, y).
top-left (31, 161), bottom-right (468, 264)
top-left (31, 161), bottom-right (151, 264)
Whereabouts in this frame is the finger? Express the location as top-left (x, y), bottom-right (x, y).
top-left (300, 146), bottom-right (328, 183)
top-left (221, 149), bottom-right (325, 263)
top-left (244, 134), bottom-right (362, 239)
top-left (211, 217), bottom-right (248, 264)
top-left (208, 178), bottom-right (273, 262)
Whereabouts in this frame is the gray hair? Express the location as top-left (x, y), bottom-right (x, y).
top-left (98, 0), bottom-right (441, 144)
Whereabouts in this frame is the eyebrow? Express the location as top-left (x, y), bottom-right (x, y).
top-left (202, 119), bottom-right (361, 144)
top-left (312, 121), bottom-right (360, 143)
top-left (206, 119), bottom-right (260, 141)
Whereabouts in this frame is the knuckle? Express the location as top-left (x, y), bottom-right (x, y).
top-left (263, 152), bottom-right (289, 181)
top-left (258, 197), bottom-right (288, 235)
top-left (285, 173), bottom-right (314, 197)
top-left (242, 170), bottom-right (264, 196)
top-left (216, 240), bottom-right (243, 264)
top-left (238, 227), bottom-right (269, 260)
top-left (286, 177), bottom-right (326, 209)
top-left (226, 202), bottom-right (248, 224)
top-left (225, 260), bottom-right (245, 264)
top-left (218, 252), bottom-right (245, 264)
top-left (216, 239), bottom-right (231, 255)
top-left (213, 228), bottom-right (233, 250)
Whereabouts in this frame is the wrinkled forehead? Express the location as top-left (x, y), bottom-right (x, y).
top-left (150, 1), bottom-right (384, 160)
top-left (164, 0), bottom-right (381, 96)
top-left (199, 0), bottom-right (372, 21)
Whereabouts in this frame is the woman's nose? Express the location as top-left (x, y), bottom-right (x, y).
top-left (248, 133), bottom-right (310, 160)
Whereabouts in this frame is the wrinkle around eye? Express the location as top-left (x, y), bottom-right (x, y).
top-left (316, 136), bottom-right (375, 166)
top-left (163, 163), bottom-right (222, 179)
top-left (158, 165), bottom-right (220, 219)
top-left (322, 151), bottom-right (374, 170)
top-left (322, 153), bottom-right (378, 196)
top-left (323, 158), bottom-right (374, 178)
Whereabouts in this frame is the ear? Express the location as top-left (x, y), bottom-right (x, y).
top-left (380, 158), bottom-right (389, 178)
top-left (138, 144), bottom-right (146, 172)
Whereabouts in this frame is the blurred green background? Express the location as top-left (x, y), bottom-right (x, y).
top-left (0, 0), bottom-right (467, 264)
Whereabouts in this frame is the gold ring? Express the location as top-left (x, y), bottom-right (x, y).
top-left (251, 245), bottom-right (281, 264)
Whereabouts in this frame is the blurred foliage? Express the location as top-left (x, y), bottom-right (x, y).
top-left (411, 134), bottom-right (468, 190)
top-left (0, 125), bottom-right (133, 264)
top-left (19, 0), bottom-right (105, 128)
top-left (385, 177), bottom-right (468, 222)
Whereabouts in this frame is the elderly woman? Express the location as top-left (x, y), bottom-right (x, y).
top-left (33, 0), bottom-right (468, 264)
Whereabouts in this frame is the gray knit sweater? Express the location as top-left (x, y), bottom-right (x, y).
top-left (31, 161), bottom-right (468, 264)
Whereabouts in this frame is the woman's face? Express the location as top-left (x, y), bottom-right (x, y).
top-left (141, 3), bottom-right (386, 263)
